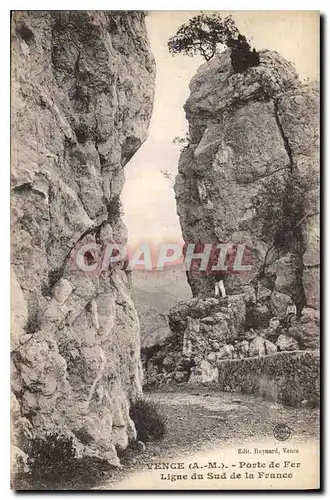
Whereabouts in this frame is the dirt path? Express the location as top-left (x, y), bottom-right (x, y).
top-left (97, 386), bottom-right (319, 490)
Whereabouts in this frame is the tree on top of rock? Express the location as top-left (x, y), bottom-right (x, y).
top-left (168, 12), bottom-right (260, 72)
top-left (168, 13), bottom-right (239, 62)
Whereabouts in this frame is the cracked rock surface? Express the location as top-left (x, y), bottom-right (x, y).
top-left (11, 10), bottom-right (155, 471)
top-left (175, 49), bottom-right (319, 312)
top-left (144, 50), bottom-right (319, 395)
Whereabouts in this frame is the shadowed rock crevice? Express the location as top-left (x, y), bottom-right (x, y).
top-left (273, 100), bottom-right (294, 172)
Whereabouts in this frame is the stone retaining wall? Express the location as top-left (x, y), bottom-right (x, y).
top-left (217, 350), bottom-right (320, 407)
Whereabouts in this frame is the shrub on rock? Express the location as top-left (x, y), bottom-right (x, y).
top-left (168, 12), bottom-right (260, 72)
top-left (26, 434), bottom-right (76, 488)
top-left (130, 399), bottom-right (166, 443)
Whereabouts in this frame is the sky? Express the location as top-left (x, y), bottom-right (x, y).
top-left (121, 11), bottom-right (320, 247)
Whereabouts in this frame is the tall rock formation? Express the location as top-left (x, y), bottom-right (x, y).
top-left (175, 50), bottom-right (319, 319)
top-left (143, 50), bottom-right (319, 404)
top-left (11, 11), bottom-right (155, 472)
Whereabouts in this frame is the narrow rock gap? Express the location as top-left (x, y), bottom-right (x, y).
top-left (273, 99), bottom-right (294, 171)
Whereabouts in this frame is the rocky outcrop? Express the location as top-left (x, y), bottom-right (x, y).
top-left (145, 50), bottom-right (319, 401)
top-left (175, 49), bottom-right (319, 337)
top-left (143, 297), bottom-right (319, 408)
top-left (143, 294), bottom-right (313, 389)
top-left (175, 52), bottom-right (319, 308)
top-left (11, 10), bottom-right (155, 471)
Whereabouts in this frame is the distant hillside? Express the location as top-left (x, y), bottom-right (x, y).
top-left (131, 265), bottom-right (191, 348)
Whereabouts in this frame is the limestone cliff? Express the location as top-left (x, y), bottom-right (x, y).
top-left (144, 50), bottom-right (319, 402)
top-left (11, 10), bottom-right (155, 472)
top-left (175, 50), bottom-right (319, 326)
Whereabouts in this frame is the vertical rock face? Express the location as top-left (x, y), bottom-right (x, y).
top-left (139, 50), bottom-right (319, 407)
top-left (175, 50), bottom-right (319, 316)
top-left (11, 11), bottom-right (155, 468)
top-left (143, 51), bottom-right (319, 401)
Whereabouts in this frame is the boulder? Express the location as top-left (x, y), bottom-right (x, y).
top-left (249, 336), bottom-right (266, 357)
top-left (276, 334), bottom-right (299, 351)
top-left (211, 341), bottom-right (220, 351)
top-left (270, 291), bottom-right (292, 319)
top-left (256, 285), bottom-right (272, 302)
top-left (303, 267), bottom-right (320, 310)
top-left (288, 307), bottom-right (319, 350)
top-left (207, 352), bottom-right (217, 364)
top-left (173, 371), bottom-right (186, 383)
top-left (269, 317), bottom-right (281, 331)
top-left (188, 360), bottom-right (219, 386)
top-left (244, 328), bottom-right (258, 341)
top-left (300, 307), bottom-right (320, 325)
top-left (215, 344), bottom-right (235, 362)
top-left (265, 339), bottom-right (278, 355)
